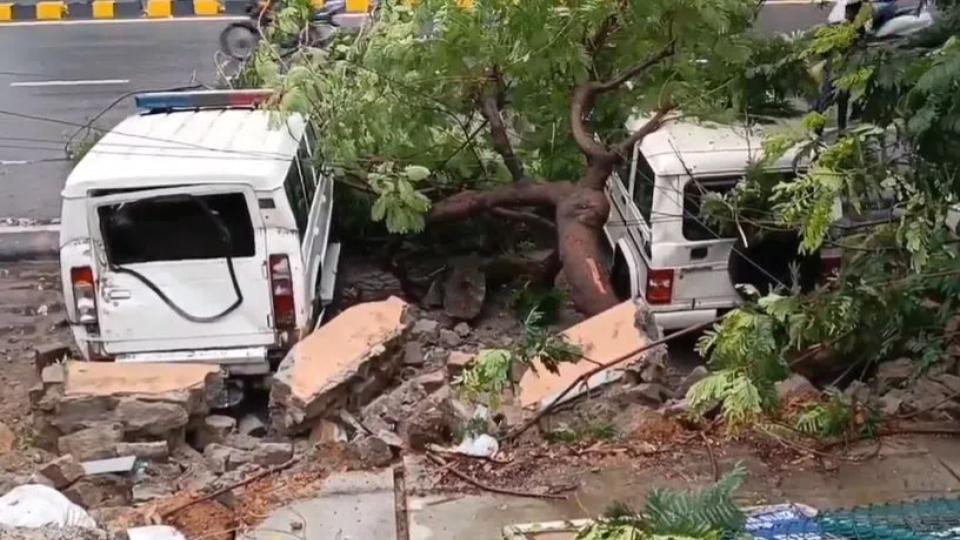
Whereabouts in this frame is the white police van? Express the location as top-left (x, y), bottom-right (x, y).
top-left (604, 117), bottom-right (843, 330)
top-left (59, 90), bottom-right (339, 375)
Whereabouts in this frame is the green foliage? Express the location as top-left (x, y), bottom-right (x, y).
top-left (454, 348), bottom-right (513, 407)
top-left (576, 465), bottom-right (748, 540)
top-left (517, 306), bottom-right (582, 375)
top-left (512, 284), bottom-right (565, 326)
top-left (368, 164), bottom-right (433, 233)
top-left (792, 389), bottom-right (880, 439)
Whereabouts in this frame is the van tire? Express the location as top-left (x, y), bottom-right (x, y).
top-left (727, 231), bottom-right (821, 299)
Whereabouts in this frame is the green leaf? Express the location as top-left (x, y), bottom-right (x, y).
top-left (403, 164), bottom-right (431, 182)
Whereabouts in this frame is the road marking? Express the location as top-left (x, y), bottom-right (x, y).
top-left (0, 15), bottom-right (245, 27)
top-left (10, 79), bottom-right (130, 88)
top-left (0, 224), bottom-right (60, 235)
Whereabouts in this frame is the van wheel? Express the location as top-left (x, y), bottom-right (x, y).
top-left (727, 231), bottom-right (821, 299)
top-left (611, 253), bottom-right (632, 301)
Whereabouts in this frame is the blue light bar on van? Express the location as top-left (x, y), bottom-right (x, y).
top-left (135, 89), bottom-right (274, 113)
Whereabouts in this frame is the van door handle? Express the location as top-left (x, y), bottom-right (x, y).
top-left (106, 289), bottom-right (131, 300)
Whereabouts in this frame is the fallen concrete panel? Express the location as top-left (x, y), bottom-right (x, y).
top-left (240, 469), bottom-right (397, 540)
top-left (81, 456), bottom-right (136, 476)
top-left (271, 296), bottom-right (411, 432)
top-left (64, 362), bottom-right (220, 405)
top-left (518, 300), bottom-right (650, 410)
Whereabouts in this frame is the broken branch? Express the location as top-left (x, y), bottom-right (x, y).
top-left (479, 94), bottom-right (526, 183)
top-left (505, 317), bottom-right (721, 441)
top-left (615, 106), bottom-right (672, 157)
top-left (426, 452), bottom-right (567, 500)
top-left (594, 43), bottom-right (676, 93)
top-left (161, 457), bottom-right (300, 518)
top-left (428, 181), bottom-right (573, 223)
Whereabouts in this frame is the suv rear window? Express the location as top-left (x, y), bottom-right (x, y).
top-left (682, 178), bottom-right (739, 241)
top-left (98, 192), bottom-right (255, 264)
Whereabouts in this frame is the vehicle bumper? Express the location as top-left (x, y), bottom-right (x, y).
top-left (115, 346), bottom-right (271, 376)
top-left (653, 308), bottom-right (720, 331)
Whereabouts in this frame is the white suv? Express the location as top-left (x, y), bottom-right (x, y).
top-left (604, 118), bottom-right (841, 330)
top-left (59, 90), bottom-right (339, 375)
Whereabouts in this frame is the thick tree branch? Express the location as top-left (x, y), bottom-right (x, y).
top-left (428, 181), bottom-right (574, 223)
top-left (570, 43), bottom-right (676, 162)
top-left (488, 207), bottom-right (556, 232)
top-left (614, 106), bottom-right (672, 157)
top-left (479, 94), bottom-right (526, 183)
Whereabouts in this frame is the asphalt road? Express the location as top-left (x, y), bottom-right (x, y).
top-left (0, 19), bottom-right (239, 222)
top-left (0, 2), bottom-right (833, 222)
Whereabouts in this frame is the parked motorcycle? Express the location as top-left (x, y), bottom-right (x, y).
top-left (815, 0), bottom-right (935, 130)
top-left (219, 0), bottom-right (346, 61)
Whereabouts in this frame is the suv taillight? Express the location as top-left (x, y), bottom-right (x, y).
top-left (269, 254), bottom-right (295, 330)
top-left (70, 266), bottom-right (98, 324)
top-left (646, 269), bottom-right (674, 305)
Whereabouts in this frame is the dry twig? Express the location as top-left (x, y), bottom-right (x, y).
top-left (426, 452), bottom-right (567, 500)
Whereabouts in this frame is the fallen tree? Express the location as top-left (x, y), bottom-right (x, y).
top-left (255, 0), bottom-right (808, 315)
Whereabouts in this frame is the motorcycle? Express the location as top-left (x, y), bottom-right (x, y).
top-left (815, 0), bottom-right (935, 129)
top-left (219, 0), bottom-right (346, 61)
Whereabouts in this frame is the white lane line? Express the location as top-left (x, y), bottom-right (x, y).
top-left (0, 15), bottom-right (246, 28)
top-left (10, 79), bottom-right (130, 88)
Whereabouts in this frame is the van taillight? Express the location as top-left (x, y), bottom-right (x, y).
top-left (269, 255), bottom-right (295, 330)
top-left (646, 269), bottom-right (674, 305)
top-left (70, 266), bottom-right (98, 324)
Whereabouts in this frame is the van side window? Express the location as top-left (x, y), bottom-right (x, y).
top-left (632, 154), bottom-right (655, 223)
top-left (284, 159), bottom-right (309, 235)
top-left (298, 139), bottom-right (317, 205)
top-left (682, 177), bottom-right (738, 241)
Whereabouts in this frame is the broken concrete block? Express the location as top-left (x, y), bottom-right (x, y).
top-left (403, 342), bottom-right (425, 366)
top-left (411, 319), bottom-right (440, 341)
top-left (41, 363), bottom-right (65, 386)
top-left (53, 395), bottom-right (118, 433)
top-left (446, 351), bottom-right (474, 376)
top-left (58, 424), bottom-right (123, 461)
top-left (678, 366), bottom-right (710, 397)
top-left (63, 361), bottom-right (222, 416)
top-left (204, 443), bottom-right (252, 473)
top-left (63, 474), bottom-right (132, 509)
top-left (237, 414), bottom-right (267, 438)
top-left (271, 296), bottom-right (411, 434)
top-left (439, 329), bottom-right (462, 348)
top-left (443, 257), bottom-right (486, 320)
top-left (454, 322), bottom-right (471, 338)
top-left (195, 415), bottom-right (237, 449)
top-left (876, 357), bottom-right (914, 388)
top-left (518, 300), bottom-right (649, 410)
top-left (115, 442), bottom-right (169, 461)
top-left (349, 435), bottom-right (393, 467)
top-left (414, 370), bottom-right (447, 393)
top-left (81, 456), bottom-right (137, 475)
top-left (775, 374), bottom-right (819, 404)
top-left (36, 455), bottom-right (85, 489)
top-left (132, 482), bottom-right (173, 505)
top-left (253, 442), bottom-right (293, 466)
top-left (376, 430), bottom-right (404, 449)
top-left (310, 419), bottom-right (348, 444)
top-left (115, 399), bottom-right (189, 437)
top-left (34, 344), bottom-right (71, 374)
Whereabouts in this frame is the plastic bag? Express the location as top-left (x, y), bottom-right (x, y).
top-left (0, 484), bottom-right (97, 529)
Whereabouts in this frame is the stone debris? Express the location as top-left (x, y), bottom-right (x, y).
top-left (236, 414), bottom-right (267, 438)
top-left (775, 374), bottom-right (819, 404)
top-left (446, 351), bottom-right (474, 376)
top-left (270, 296), bottom-right (412, 434)
top-left (195, 415), bottom-right (236, 450)
top-left (411, 319), bottom-right (440, 341)
top-left (80, 457), bottom-right (136, 476)
top-left (0, 422), bottom-right (15, 454)
top-left (439, 328), bottom-right (462, 348)
top-left (518, 300), bottom-right (654, 410)
top-left (443, 256), bottom-right (486, 321)
top-left (35, 455), bottom-right (85, 489)
top-left (876, 357), bottom-right (914, 388)
top-left (58, 424), bottom-right (124, 462)
top-left (349, 435), bottom-right (393, 467)
top-left (677, 366), bottom-right (709, 397)
top-left (403, 342), bottom-right (426, 366)
top-left (453, 322), bottom-right (471, 338)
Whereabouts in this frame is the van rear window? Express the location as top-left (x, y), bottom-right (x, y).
top-left (98, 192), bottom-right (255, 265)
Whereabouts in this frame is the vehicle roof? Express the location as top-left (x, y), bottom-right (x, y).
top-left (628, 115), bottom-right (801, 177)
top-left (63, 109), bottom-right (306, 198)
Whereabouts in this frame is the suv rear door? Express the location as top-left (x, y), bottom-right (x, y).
top-left (88, 184), bottom-right (275, 354)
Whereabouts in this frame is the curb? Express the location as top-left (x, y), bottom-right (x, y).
top-left (0, 227), bottom-right (59, 262)
top-left (0, 0), bottom-right (258, 21)
top-left (0, 0), bottom-right (378, 22)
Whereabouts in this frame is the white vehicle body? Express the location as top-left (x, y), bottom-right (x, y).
top-left (603, 118), bottom-right (842, 330)
top-left (59, 91), bottom-right (339, 375)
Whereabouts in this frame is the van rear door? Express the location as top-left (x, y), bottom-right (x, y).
top-left (88, 184), bottom-right (275, 354)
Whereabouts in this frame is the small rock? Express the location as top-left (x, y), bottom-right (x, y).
top-left (402, 403), bottom-right (449, 451)
top-left (443, 257), bottom-right (486, 320)
top-left (253, 442), bottom-right (293, 466)
top-left (880, 389), bottom-right (906, 415)
top-left (40, 364), bottom-right (65, 386)
top-left (132, 482), bottom-right (172, 504)
top-left (349, 435), bottom-right (393, 467)
top-left (58, 424), bottom-right (123, 461)
top-left (33, 344), bottom-right (70, 373)
top-left (204, 443), bottom-right (251, 473)
top-left (454, 322), bottom-right (471, 338)
top-left (843, 380), bottom-right (871, 403)
top-left (0, 422), bottom-right (15, 453)
top-left (403, 342), bottom-right (425, 366)
top-left (309, 419), bottom-right (348, 444)
top-left (439, 329), bottom-right (461, 348)
top-left (876, 357), bottom-right (914, 387)
top-left (63, 474), bottom-right (132, 509)
top-left (237, 414), bottom-right (267, 438)
top-left (934, 373), bottom-right (960, 394)
top-left (115, 442), bottom-right (169, 461)
top-left (446, 351), bottom-right (474, 376)
top-left (36, 455), bottom-right (85, 489)
top-left (775, 374), bottom-right (819, 404)
top-left (422, 279), bottom-right (444, 308)
top-left (411, 319), bottom-right (440, 341)
top-left (608, 383), bottom-right (672, 406)
top-left (376, 430), bottom-right (404, 449)
top-left (115, 399), bottom-right (189, 437)
top-left (414, 370), bottom-right (447, 393)
top-left (678, 366), bottom-right (709, 396)
top-left (195, 415), bottom-right (237, 449)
